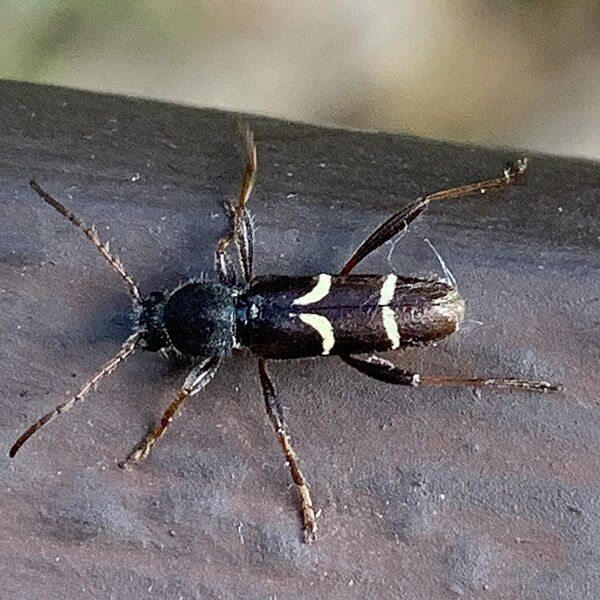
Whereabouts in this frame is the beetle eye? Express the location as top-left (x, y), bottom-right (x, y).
top-left (136, 292), bottom-right (169, 351)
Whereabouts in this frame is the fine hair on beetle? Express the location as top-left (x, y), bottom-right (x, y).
top-left (10, 126), bottom-right (561, 543)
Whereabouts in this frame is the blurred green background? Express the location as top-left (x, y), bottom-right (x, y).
top-left (1, 1), bottom-right (599, 158)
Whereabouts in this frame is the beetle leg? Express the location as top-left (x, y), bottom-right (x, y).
top-left (215, 228), bottom-right (237, 285)
top-left (231, 124), bottom-right (256, 282)
top-left (236, 205), bottom-right (255, 282)
top-left (341, 159), bottom-right (528, 275)
top-left (341, 354), bottom-right (561, 392)
top-left (120, 356), bottom-right (221, 468)
top-left (214, 124), bottom-right (256, 284)
top-left (258, 358), bottom-right (317, 543)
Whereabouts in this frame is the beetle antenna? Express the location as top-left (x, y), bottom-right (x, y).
top-left (9, 332), bottom-right (141, 457)
top-left (29, 180), bottom-right (141, 305)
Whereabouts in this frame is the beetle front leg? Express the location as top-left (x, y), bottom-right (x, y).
top-left (120, 356), bottom-right (220, 469)
top-left (215, 230), bottom-right (237, 285)
top-left (214, 125), bottom-right (256, 284)
top-left (258, 358), bottom-right (317, 543)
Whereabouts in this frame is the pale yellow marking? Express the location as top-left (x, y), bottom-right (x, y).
top-left (292, 274), bottom-right (332, 306)
top-left (379, 274), bottom-right (400, 349)
top-left (298, 313), bottom-right (335, 355)
top-left (378, 274), bottom-right (397, 306)
top-left (381, 306), bottom-right (400, 349)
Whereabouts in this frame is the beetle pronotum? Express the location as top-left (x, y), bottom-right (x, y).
top-left (10, 126), bottom-right (560, 543)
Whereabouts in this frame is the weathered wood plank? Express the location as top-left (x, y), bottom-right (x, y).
top-left (1, 80), bottom-right (599, 600)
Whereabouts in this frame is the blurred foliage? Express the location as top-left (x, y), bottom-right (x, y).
top-left (1, 1), bottom-right (600, 158)
top-left (0, 1), bottom-right (208, 78)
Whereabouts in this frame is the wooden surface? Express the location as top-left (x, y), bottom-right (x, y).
top-left (1, 80), bottom-right (599, 599)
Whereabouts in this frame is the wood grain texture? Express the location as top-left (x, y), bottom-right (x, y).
top-left (1, 80), bottom-right (599, 600)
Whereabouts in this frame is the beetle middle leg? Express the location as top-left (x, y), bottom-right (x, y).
top-left (341, 159), bottom-right (528, 275)
top-left (120, 356), bottom-right (221, 468)
top-left (258, 358), bottom-right (317, 543)
top-left (341, 354), bottom-right (561, 392)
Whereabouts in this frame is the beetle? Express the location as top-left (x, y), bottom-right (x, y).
top-left (10, 126), bottom-right (560, 543)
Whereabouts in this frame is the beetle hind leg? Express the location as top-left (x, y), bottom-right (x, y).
top-left (341, 354), bottom-right (561, 392)
top-left (258, 358), bottom-right (317, 543)
top-left (340, 158), bottom-right (528, 275)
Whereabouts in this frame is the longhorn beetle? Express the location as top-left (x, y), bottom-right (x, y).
top-left (10, 126), bottom-right (561, 543)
